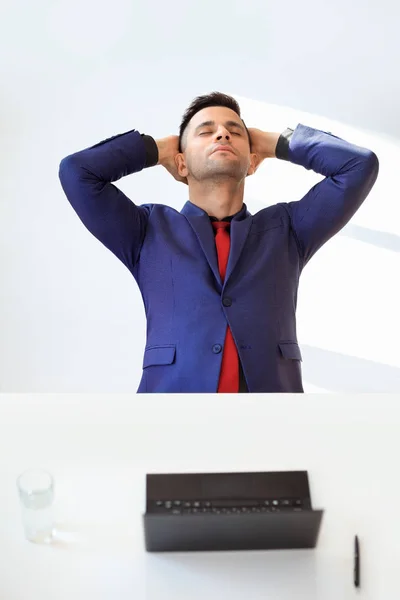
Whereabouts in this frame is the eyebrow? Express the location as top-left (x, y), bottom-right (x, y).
top-left (194, 120), bottom-right (246, 133)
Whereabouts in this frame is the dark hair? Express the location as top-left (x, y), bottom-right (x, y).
top-left (178, 91), bottom-right (251, 153)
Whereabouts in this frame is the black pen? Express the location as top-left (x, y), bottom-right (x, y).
top-left (354, 535), bottom-right (360, 588)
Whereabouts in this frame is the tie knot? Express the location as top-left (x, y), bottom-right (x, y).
top-left (212, 221), bottom-right (230, 232)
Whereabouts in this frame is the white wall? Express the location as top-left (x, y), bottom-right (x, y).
top-left (1, 0), bottom-right (399, 392)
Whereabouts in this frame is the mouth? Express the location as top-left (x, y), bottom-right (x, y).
top-left (212, 147), bottom-right (235, 155)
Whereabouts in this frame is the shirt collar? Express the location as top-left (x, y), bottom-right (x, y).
top-left (181, 201), bottom-right (251, 221)
top-left (209, 210), bottom-right (241, 223)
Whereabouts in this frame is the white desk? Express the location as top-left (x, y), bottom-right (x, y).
top-left (0, 394), bottom-right (399, 599)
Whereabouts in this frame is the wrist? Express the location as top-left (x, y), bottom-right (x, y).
top-left (155, 138), bottom-right (170, 166)
top-left (261, 132), bottom-right (280, 159)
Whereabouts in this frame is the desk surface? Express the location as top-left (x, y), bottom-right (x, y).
top-left (0, 394), bottom-right (399, 600)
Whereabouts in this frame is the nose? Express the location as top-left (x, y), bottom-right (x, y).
top-left (216, 129), bottom-right (230, 141)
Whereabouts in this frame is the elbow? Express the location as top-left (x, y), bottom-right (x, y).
top-left (368, 150), bottom-right (379, 187)
top-left (358, 149), bottom-right (379, 190)
top-left (58, 154), bottom-right (80, 185)
top-left (365, 149), bottom-right (379, 177)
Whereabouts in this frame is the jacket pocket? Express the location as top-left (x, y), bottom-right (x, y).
top-left (143, 345), bottom-right (176, 369)
top-left (278, 341), bottom-right (302, 361)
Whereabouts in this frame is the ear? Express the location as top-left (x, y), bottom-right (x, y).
top-left (175, 153), bottom-right (189, 178)
top-left (246, 152), bottom-right (260, 177)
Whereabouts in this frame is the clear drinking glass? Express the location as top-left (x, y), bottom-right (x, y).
top-left (16, 469), bottom-right (55, 543)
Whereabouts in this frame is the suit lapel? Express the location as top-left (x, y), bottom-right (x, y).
top-left (181, 202), bottom-right (221, 285)
top-left (181, 201), bottom-right (252, 288)
top-left (224, 217), bottom-right (252, 286)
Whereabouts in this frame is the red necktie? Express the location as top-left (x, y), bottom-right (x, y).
top-left (212, 221), bottom-right (239, 393)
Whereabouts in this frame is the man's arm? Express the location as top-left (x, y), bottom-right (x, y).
top-left (276, 124), bottom-right (379, 264)
top-left (59, 129), bottom-right (172, 271)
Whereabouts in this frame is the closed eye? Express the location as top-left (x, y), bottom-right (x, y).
top-left (199, 131), bottom-right (241, 136)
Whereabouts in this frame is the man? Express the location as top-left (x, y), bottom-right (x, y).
top-left (59, 91), bottom-right (379, 393)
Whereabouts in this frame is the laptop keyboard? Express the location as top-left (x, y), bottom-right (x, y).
top-left (150, 498), bottom-right (304, 515)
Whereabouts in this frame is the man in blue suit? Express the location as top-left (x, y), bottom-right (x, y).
top-left (59, 91), bottom-right (379, 393)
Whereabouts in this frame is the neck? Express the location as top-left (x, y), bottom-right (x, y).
top-left (188, 179), bottom-right (244, 220)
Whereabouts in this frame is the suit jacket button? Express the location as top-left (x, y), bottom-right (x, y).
top-left (212, 344), bottom-right (222, 354)
top-left (222, 297), bottom-right (232, 307)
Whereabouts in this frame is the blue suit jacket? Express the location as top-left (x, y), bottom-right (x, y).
top-left (59, 124), bottom-right (379, 393)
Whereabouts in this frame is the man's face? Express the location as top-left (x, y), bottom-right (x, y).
top-left (176, 106), bottom-right (257, 183)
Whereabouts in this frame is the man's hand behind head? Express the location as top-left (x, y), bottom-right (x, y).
top-left (156, 136), bottom-right (188, 185)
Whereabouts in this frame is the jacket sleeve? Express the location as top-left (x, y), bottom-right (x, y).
top-left (279, 123), bottom-right (379, 264)
top-left (58, 129), bottom-right (153, 271)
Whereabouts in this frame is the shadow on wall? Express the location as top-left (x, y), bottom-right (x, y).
top-left (302, 345), bottom-right (400, 392)
top-left (340, 224), bottom-right (400, 253)
top-left (303, 223), bottom-right (400, 392)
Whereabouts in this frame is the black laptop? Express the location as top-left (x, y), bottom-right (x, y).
top-left (143, 470), bottom-right (324, 552)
